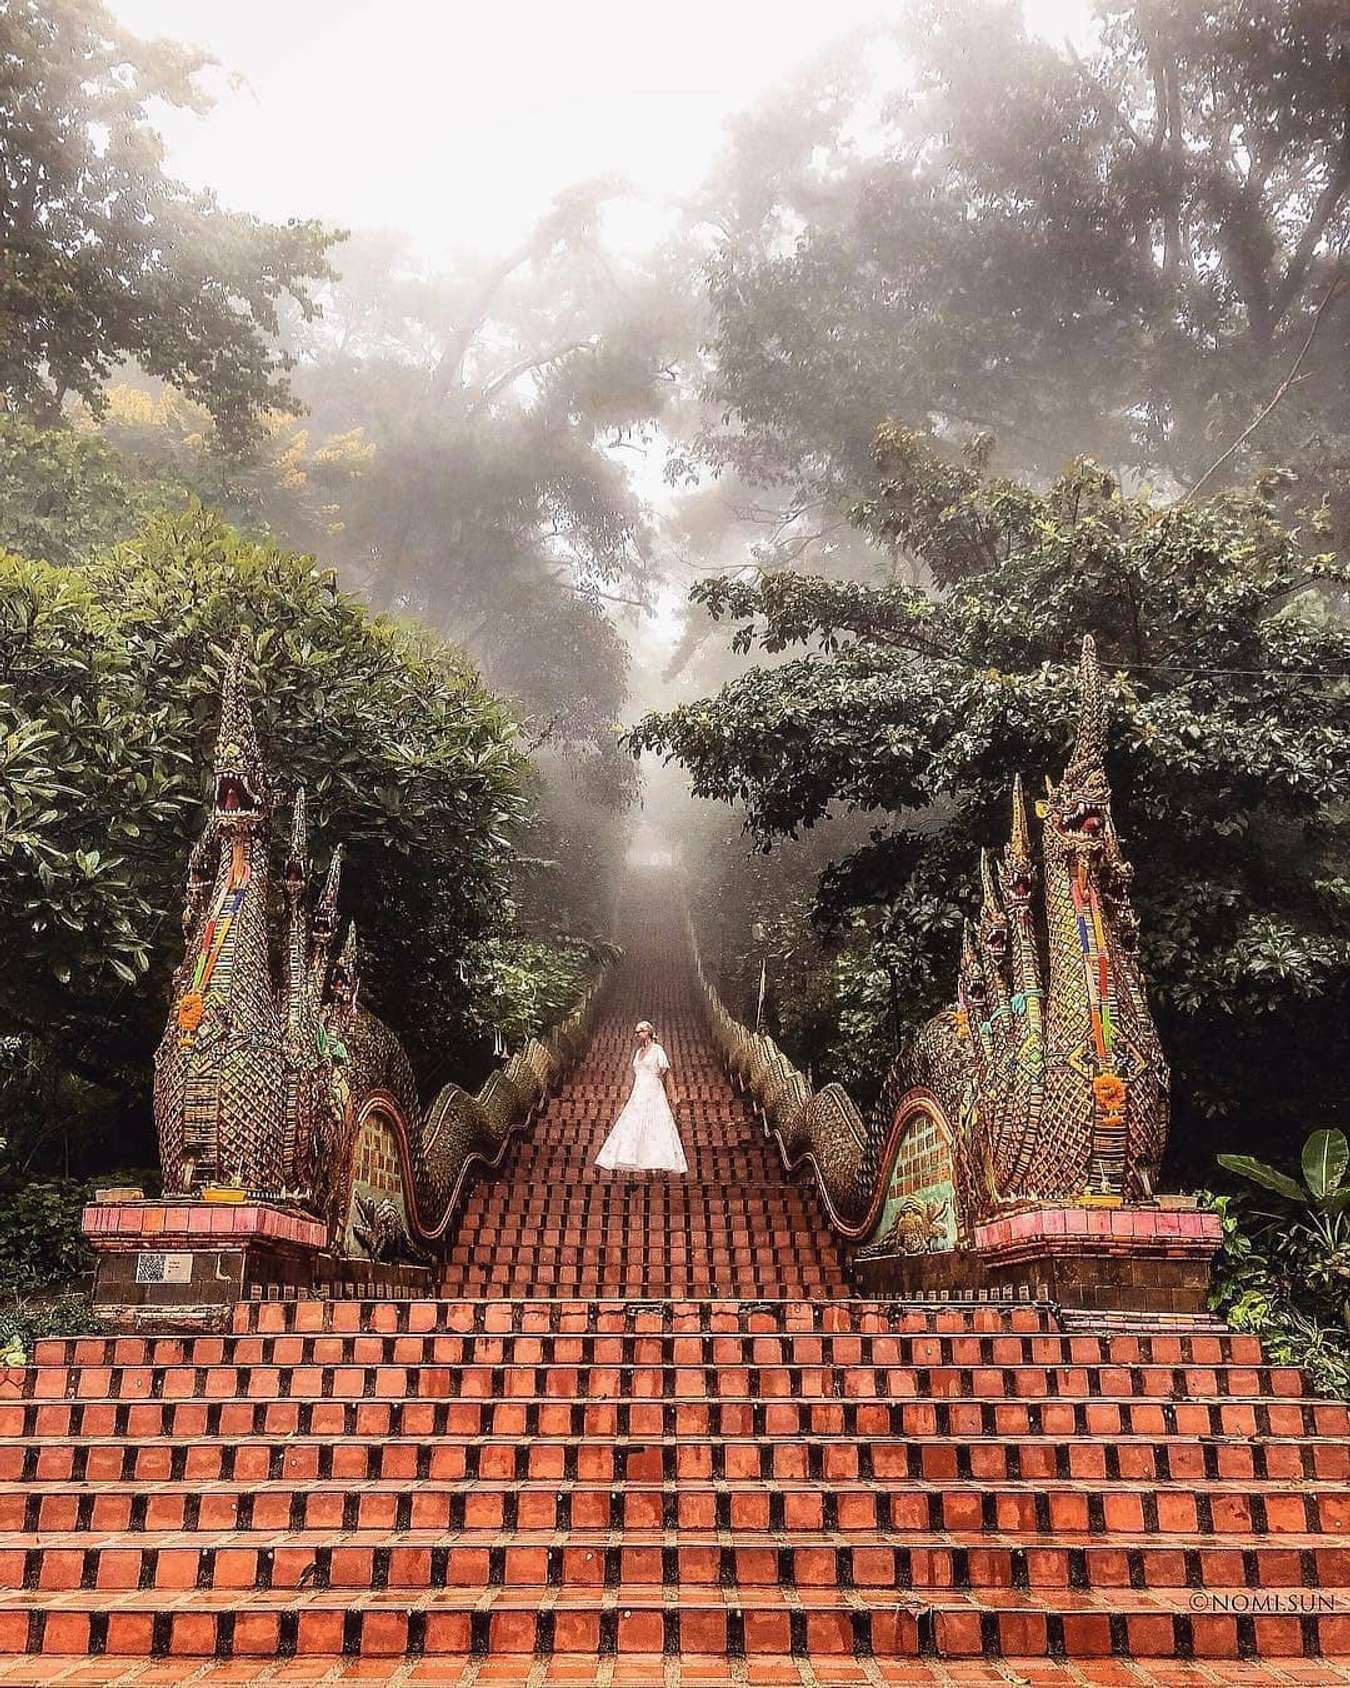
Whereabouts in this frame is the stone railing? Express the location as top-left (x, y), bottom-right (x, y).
top-left (361, 963), bottom-right (615, 1251)
top-left (688, 916), bottom-right (882, 1239)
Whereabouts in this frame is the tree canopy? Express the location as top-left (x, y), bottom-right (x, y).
top-left (633, 430), bottom-right (1350, 1170)
top-left (46, 196), bottom-right (691, 792)
top-left (687, 0), bottom-right (1350, 562)
top-left (0, 414), bottom-right (185, 569)
top-left (0, 508), bottom-right (526, 1163)
top-left (0, 0), bottom-right (338, 446)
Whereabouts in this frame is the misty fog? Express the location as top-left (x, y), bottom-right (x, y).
top-left (3, 0), bottom-right (1348, 1187)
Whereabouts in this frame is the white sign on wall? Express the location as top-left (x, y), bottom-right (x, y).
top-left (134, 1252), bottom-right (194, 1284)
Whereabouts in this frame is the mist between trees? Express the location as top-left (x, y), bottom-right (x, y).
top-left (0, 0), bottom-right (1347, 1204)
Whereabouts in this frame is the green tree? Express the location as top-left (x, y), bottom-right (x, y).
top-left (0, 506), bottom-right (526, 1166)
top-left (632, 431), bottom-right (1350, 1174)
top-left (81, 200), bottom-right (692, 779)
top-left (0, 414), bottom-right (188, 567)
top-left (689, 0), bottom-right (1350, 552)
top-left (0, 0), bottom-right (338, 445)
top-left (278, 201), bottom-right (688, 761)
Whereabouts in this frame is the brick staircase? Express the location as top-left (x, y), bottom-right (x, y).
top-left (2, 881), bottom-right (1349, 1684)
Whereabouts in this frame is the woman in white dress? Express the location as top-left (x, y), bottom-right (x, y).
top-left (594, 1020), bottom-right (688, 1175)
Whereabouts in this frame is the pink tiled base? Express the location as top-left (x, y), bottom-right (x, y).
top-left (83, 1201), bottom-right (329, 1325)
top-left (83, 1201), bottom-right (326, 1252)
top-left (975, 1204), bottom-right (1221, 1265)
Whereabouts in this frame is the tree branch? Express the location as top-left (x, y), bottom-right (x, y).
top-left (524, 712), bottom-right (563, 753)
top-left (1271, 114), bottom-right (1350, 326)
top-left (426, 237), bottom-right (542, 403)
top-left (1185, 276), bottom-right (1345, 502)
top-left (463, 340), bottom-right (594, 421)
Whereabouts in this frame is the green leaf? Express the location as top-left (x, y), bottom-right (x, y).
top-left (0, 504), bottom-right (529, 1137)
top-left (1303, 1131), bottom-right (1349, 1203)
top-left (1217, 1155), bottom-right (1305, 1204)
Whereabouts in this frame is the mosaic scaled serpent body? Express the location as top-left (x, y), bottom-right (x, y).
top-left (697, 637), bottom-right (1169, 1255)
top-left (153, 645), bottom-right (606, 1257)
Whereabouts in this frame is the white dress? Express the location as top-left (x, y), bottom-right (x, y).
top-left (594, 1042), bottom-right (688, 1174)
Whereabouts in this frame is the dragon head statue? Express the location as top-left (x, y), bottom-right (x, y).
top-left (957, 920), bottom-right (988, 1018)
top-left (285, 788), bottom-right (310, 897)
top-left (327, 921), bottom-right (362, 1015)
top-left (312, 844), bottom-right (344, 951)
top-left (997, 775), bottom-right (1038, 911)
top-left (212, 639), bottom-right (268, 834)
top-left (1045, 635), bottom-right (1112, 862)
top-left (977, 849), bottom-right (1008, 964)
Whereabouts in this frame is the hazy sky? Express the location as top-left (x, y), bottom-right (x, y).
top-left (112, 0), bottom-right (1097, 261)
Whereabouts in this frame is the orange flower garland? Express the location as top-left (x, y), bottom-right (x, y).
top-left (177, 992), bottom-right (205, 1033)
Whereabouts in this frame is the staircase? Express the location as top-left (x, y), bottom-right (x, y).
top-left (442, 895), bottom-right (849, 1302)
top-left (3, 878), bottom-right (1349, 1683)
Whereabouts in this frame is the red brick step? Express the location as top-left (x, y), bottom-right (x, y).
top-left (9, 879), bottom-right (1348, 1669)
top-left (3, 1586), bottom-right (1347, 1660)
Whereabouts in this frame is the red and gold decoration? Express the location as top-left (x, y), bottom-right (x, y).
top-left (693, 636), bottom-right (1171, 1256)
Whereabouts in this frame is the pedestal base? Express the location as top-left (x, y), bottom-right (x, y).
top-left (83, 1199), bottom-right (327, 1329)
top-left (852, 1202), bottom-right (1222, 1314)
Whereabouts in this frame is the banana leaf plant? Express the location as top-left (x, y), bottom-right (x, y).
top-left (1218, 1130), bottom-right (1350, 1321)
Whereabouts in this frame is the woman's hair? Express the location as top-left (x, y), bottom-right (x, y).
top-left (635, 1020), bottom-right (655, 1036)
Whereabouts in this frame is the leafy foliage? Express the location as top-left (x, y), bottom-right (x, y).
top-left (266, 211), bottom-right (689, 764)
top-left (677, 800), bottom-right (903, 1104)
top-left (0, 417), bottom-right (188, 568)
top-left (0, 0), bottom-right (339, 445)
top-left (692, 0), bottom-right (1350, 545)
top-left (0, 1177), bottom-right (93, 1297)
top-left (475, 937), bottom-right (600, 1051)
top-left (633, 436), bottom-right (1350, 1171)
top-left (0, 1294), bottom-right (109, 1367)
top-left (1218, 1128), bottom-right (1350, 1308)
top-left (6, 1), bottom-right (668, 914)
top-left (0, 507), bottom-right (527, 1161)
top-left (0, 1035), bottom-right (140, 1177)
top-left (1211, 1127), bottom-right (1350, 1399)
top-left (62, 198), bottom-right (684, 792)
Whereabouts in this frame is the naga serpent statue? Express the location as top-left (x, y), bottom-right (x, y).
top-left (699, 635), bottom-right (1170, 1254)
top-left (153, 643), bottom-right (601, 1256)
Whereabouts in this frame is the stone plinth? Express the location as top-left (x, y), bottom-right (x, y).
top-left (852, 1203), bottom-right (1222, 1314)
top-left (972, 1203), bottom-right (1222, 1313)
top-left (83, 1198), bottom-right (327, 1327)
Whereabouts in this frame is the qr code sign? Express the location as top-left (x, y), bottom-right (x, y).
top-left (134, 1252), bottom-right (193, 1284)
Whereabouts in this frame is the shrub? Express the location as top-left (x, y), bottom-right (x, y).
top-left (475, 937), bottom-right (603, 1052)
top-left (0, 1177), bottom-right (94, 1298)
top-left (0, 507), bottom-right (526, 1159)
top-left (0, 1293), bottom-right (109, 1367)
top-left (1210, 1129), bottom-right (1350, 1399)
